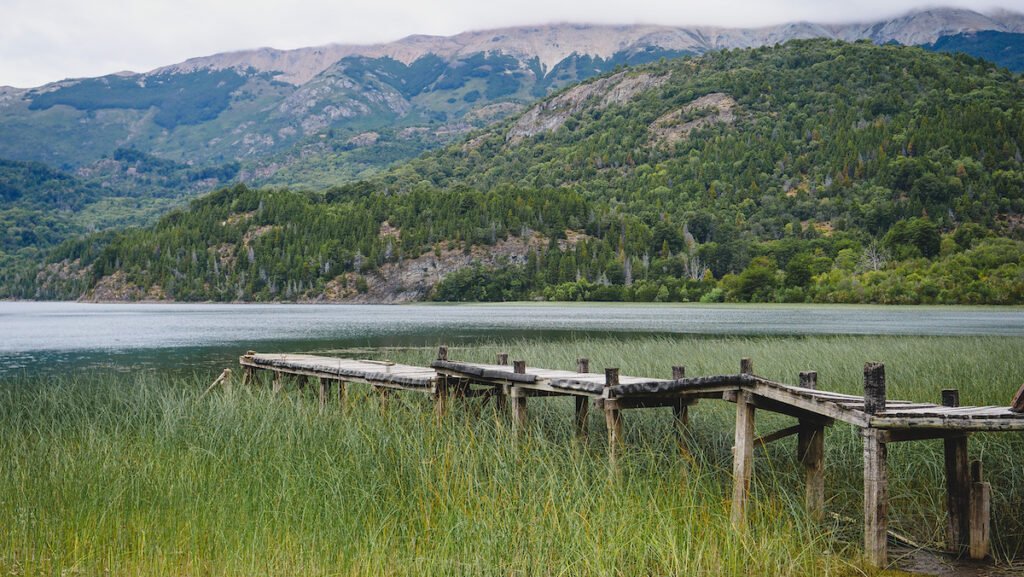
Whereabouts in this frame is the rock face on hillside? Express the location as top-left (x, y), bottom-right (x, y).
top-left (506, 71), bottom-right (668, 143)
top-left (649, 92), bottom-right (736, 146)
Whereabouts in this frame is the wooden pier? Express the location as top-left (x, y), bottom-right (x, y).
top-left (239, 348), bottom-right (1024, 568)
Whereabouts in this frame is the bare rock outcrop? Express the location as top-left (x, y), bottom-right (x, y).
top-left (649, 92), bottom-right (736, 146)
top-left (506, 71), bottom-right (668, 144)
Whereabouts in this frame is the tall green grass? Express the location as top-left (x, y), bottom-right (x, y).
top-left (1, 335), bottom-right (1022, 575)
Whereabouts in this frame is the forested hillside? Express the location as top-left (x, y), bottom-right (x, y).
top-left (13, 40), bottom-right (1024, 304)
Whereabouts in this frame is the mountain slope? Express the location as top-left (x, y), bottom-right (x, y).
top-left (21, 40), bottom-right (1024, 304)
top-left (925, 30), bottom-right (1024, 71)
top-left (2, 8), bottom-right (1022, 180)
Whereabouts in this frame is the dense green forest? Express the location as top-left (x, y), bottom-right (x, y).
top-left (8, 40), bottom-right (1024, 304)
top-left (925, 31), bottom-right (1024, 72)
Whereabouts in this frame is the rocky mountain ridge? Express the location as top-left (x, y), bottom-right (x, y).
top-left (151, 8), bottom-right (1024, 86)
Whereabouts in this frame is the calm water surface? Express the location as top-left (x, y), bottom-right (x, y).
top-left (1, 302), bottom-right (1022, 375)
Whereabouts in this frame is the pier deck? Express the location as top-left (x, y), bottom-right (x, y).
top-left (239, 348), bottom-right (1024, 568)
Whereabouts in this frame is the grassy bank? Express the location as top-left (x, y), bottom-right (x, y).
top-left (1, 335), bottom-right (1022, 576)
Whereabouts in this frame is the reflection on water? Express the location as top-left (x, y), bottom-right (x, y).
top-left (2, 302), bottom-right (1023, 376)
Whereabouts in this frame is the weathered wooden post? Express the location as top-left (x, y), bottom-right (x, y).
top-left (604, 368), bottom-right (622, 462)
top-left (375, 386), bottom-right (393, 411)
top-left (272, 371), bottom-right (283, 395)
top-left (942, 388), bottom-right (970, 556)
top-left (495, 353), bottom-right (509, 412)
top-left (319, 377), bottom-right (332, 410)
top-left (1011, 382), bottom-right (1024, 413)
top-left (511, 361), bottom-right (528, 430)
top-left (969, 460), bottom-right (991, 560)
top-left (799, 371), bottom-right (817, 389)
top-left (731, 387), bottom-right (756, 529)
top-left (796, 370), bottom-right (824, 522)
top-left (337, 380), bottom-right (348, 410)
top-left (740, 357), bottom-right (754, 375)
top-left (575, 358), bottom-right (590, 440)
top-left (863, 362), bottom-right (888, 567)
top-left (435, 347), bottom-right (449, 419)
top-left (242, 351), bottom-right (257, 386)
top-left (671, 366), bottom-right (689, 445)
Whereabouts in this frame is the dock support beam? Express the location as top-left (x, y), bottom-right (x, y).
top-left (604, 368), bottom-right (622, 462)
top-left (575, 358), bottom-right (590, 440)
top-left (942, 389), bottom-right (971, 556)
top-left (863, 362), bottom-right (888, 568)
top-left (731, 389), bottom-right (756, 528)
top-left (272, 371), bottom-right (283, 394)
top-left (337, 381), bottom-right (347, 409)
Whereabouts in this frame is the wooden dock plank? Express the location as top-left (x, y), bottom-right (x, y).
top-left (245, 354), bottom-right (437, 389)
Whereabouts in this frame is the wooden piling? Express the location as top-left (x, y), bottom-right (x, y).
top-left (863, 362), bottom-right (886, 415)
top-left (337, 380), bottom-right (347, 409)
top-left (740, 358), bottom-right (754, 375)
top-left (1011, 382), bottom-right (1024, 413)
top-left (799, 371), bottom-right (818, 389)
top-left (318, 377), bottom-right (331, 409)
top-left (731, 389), bottom-right (756, 529)
top-left (435, 375), bottom-right (448, 419)
top-left (272, 371), bottom-right (283, 394)
top-left (798, 423), bottom-right (825, 522)
top-left (942, 389), bottom-right (971, 556)
top-left (377, 387), bottom-right (392, 411)
top-left (863, 362), bottom-right (888, 567)
top-left (242, 352), bottom-right (256, 386)
top-left (604, 368), bottom-right (622, 459)
top-left (493, 353), bottom-right (509, 412)
top-left (574, 358), bottom-right (590, 440)
top-left (512, 361), bottom-right (528, 430)
top-left (671, 366), bottom-right (689, 445)
top-left (969, 460), bottom-right (991, 560)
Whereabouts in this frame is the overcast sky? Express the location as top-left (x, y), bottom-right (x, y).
top-left (2, 0), bottom-right (1021, 88)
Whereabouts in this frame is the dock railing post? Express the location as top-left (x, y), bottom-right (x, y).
top-left (740, 358), bottom-right (754, 375)
top-left (575, 358), bottom-right (590, 440)
top-left (862, 362), bottom-right (888, 568)
top-left (942, 388), bottom-right (970, 556)
top-left (604, 368), bottom-right (622, 463)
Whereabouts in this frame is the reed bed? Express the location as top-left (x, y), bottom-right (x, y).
top-left (1, 335), bottom-right (1022, 576)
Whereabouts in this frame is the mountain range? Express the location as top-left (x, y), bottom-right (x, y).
top-left (3, 8), bottom-right (1024, 178)
top-left (11, 38), bottom-right (1024, 305)
top-left (2, 7), bottom-right (1024, 303)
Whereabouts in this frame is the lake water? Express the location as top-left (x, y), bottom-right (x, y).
top-left (1, 302), bottom-right (1022, 375)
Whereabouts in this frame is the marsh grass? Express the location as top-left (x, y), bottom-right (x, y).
top-left (1, 335), bottom-right (1022, 575)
